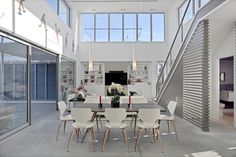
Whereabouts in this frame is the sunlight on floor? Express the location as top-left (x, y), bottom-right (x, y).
top-left (184, 150), bottom-right (222, 157)
top-left (227, 146), bottom-right (236, 150)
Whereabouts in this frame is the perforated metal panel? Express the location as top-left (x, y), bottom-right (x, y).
top-left (183, 20), bottom-right (209, 131)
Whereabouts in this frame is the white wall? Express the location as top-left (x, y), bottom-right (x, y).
top-left (0, 0), bottom-right (78, 60)
top-left (209, 20), bottom-right (235, 120)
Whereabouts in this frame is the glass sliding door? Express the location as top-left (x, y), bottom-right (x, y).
top-left (31, 47), bottom-right (57, 122)
top-left (0, 36), bottom-right (28, 136)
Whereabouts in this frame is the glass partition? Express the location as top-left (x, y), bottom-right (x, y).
top-left (0, 36), bottom-right (28, 136)
top-left (31, 47), bottom-right (57, 122)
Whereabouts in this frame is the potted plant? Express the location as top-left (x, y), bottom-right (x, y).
top-left (111, 95), bottom-right (120, 108)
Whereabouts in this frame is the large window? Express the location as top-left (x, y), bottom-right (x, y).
top-left (82, 14), bottom-right (95, 42)
top-left (179, 0), bottom-right (210, 24)
top-left (96, 14), bottom-right (109, 42)
top-left (59, 0), bottom-right (70, 26)
top-left (138, 14), bottom-right (151, 41)
top-left (179, 0), bottom-right (194, 24)
top-left (152, 14), bottom-right (165, 42)
top-left (47, 0), bottom-right (70, 26)
top-left (110, 14), bottom-right (122, 42)
top-left (81, 13), bottom-right (165, 42)
top-left (124, 14), bottom-right (136, 42)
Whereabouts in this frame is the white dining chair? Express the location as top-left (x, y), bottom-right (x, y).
top-left (102, 108), bottom-right (128, 152)
top-left (84, 96), bottom-right (102, 131)
top-left (67, 108), bottom-right (96, 152)
top-left (159, 101), bottom-right (178, 142)
top-left (120, 96), bottom-right (148, 132)
top-left (56, 101), bottom-right (74, 141)
top-left (135, 108), bottom-right (163, 152)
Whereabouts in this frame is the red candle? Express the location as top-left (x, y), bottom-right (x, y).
top-left (129, 95), bottom-right (131, 105)
top-left (99, 96), bottom-right (101, 104)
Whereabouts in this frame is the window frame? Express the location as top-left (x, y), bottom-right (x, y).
top-left (109, 13), bottom-right (123, 42)
top-left (95, 13), bottom-right (109, 42)
top-left (178, 0), bottom-right (194, 25)
top-left (47, 0), bottom-right (71, 27)
top-left (81, 12), bottom-right (165, 43)
top-left (81, 13), bottom-right (95, 42)
top-left (151, 13), bottom-right (165, 42)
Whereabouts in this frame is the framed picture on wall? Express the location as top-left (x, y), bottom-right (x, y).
top-left (220, 72), bottom-right (225, 81)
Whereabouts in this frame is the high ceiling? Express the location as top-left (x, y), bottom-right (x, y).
top-left (66, 0), bottom-right (178, 13)
top-left (208, 0), bottom-right (236, 22)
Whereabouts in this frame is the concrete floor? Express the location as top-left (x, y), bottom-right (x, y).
top-left (0, 102), bottom-right (56, 136)
top-left (0, 112), bottom-right (236, 157)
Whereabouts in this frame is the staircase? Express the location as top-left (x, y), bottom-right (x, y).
top-left (155, 0), bottom-right (226, 131)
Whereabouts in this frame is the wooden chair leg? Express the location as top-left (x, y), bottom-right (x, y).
top-left (167, 120), bottom-right (170, 133)
top-left (56, 121), bottom-right (62, 141)
top-left (134, 128), bottom-right (142, 151)
top-left (134, 115), bottom-right (137, 133)
top-left (153, 129), bottom-right (156, 143)
top-left (96, 117), bottom-right (99, 132)
top-left (89, 128), bottom-right (96, 152)
top-left (63, 121), bottom-right (67, 133)
top-left (107, 129), bottom-right (110, 143)
top-left (91, 127), bottom-right (96, 142)
top-left (75, 129), bottom-right (80, 142)
top-left (81, 129), bottom-right (89, 143)
top-left (172, 120), bottom-right (179, 142)
top-left (144, 129), bottom-right (153, 143)
top-left (102, 129), bottom-right (109, 152)
top-left (67, 129), bottom-right (75, 152)
top-left (156, 128), bottom-right (164, 153)
top-left (123, 129), bottom-right (128, 145)
top-left (158, 120), bottom-right (161, 129)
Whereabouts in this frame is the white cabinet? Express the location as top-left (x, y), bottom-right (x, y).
top-left (127, 62), bottom-right (152, 98)
top-left (128, 63), bottom-right (150, 84)
top-left (82, 63), bottom-right (105, 96)
top-left (83, 63), bottom-right (104, 85)
top-left (128, 84), bottom-right (152, 98)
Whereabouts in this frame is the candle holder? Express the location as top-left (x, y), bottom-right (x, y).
top-left (98, 103), bottom-right (103, 108)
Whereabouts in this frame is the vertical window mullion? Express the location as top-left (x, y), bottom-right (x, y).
top-left (108, 14), bottom-right (110, 42)
top-left (94, 14), bottom-right (96, 42)
top-left (57, 0), bottom-right (59, 15)
top-left (122, 13), bottom-right (124, 42)
top-left (136, 13), bottom-right (138, 42)
top-left (151, 13), bottom-right (152, 42)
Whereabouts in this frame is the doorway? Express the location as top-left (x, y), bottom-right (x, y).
top-left (219, 56), bottom-right (234, 125)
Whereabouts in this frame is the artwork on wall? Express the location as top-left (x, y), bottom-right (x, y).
top-left (18, 0), bottom-right (26, 15)
top-left (38, 13), bottom-right (47, 30)
top-left (0, 12), bottom-right (4, 20)
top-left (54, 23), bottom-right (60, 43)
top-left (65, 33), bottom-right (69, 48)
top-left (220, 72), bottom-right (225, 82)
top-left (72, 39), bottom-right (75, 52)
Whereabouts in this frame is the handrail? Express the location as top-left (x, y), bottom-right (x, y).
top-left (155, 0), bottom-right (192, 97)
top-left (155, 0), bottom-right (225, 101)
